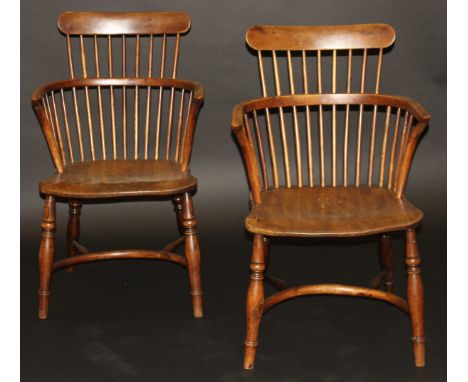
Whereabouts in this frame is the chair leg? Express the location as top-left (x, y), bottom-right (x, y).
top-left (172, 195), bottom-right (184, 235)
top-left (181, 192), bottom-right (203, 318)
top-left (263, 237), bottom-right (270, 266)
top-left (38, 195), bottom-right (56, 319)
top-left (405, 228), bottom-right (425, 367)
top-left (244, 234), bottom-right (266, 370)
top-left (379, 234), bottom-right (394, 292)
top-left (66, 201), bottom-right (82, 272)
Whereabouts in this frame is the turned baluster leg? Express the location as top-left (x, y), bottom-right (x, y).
top-left (182, 192), bottom-right (203, 318)
top-left (244, 234), bottom-right (266, 370)
top-left (66, 201), bottom-right (82, 272)
top-left (172, 195), bottom-right (184, 235)
top-left (379, 234), bottom-right (394, 292)
top-left (38, 195), bottom-right (56, 319)
top-left (405, 228), bottom-right (425, 367)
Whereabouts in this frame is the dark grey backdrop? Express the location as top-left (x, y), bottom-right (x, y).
top-left (21, 1), bottom-right (446, 381)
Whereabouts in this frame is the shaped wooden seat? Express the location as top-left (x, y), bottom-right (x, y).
top-left (246, 186), bottom-right (422, 237)
top-left (40, 160), bottom-right (197, 199)
top-left (32, 12), bottom-right (204, 320)
top-left (233, 24), bottom-right (430, 371)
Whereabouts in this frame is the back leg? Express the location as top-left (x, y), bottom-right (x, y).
top-left (66, 201), bottom-right (82, 272)
top-left (172, 195), bottom-right (184, 235)
top-left (379, 234), bottom-right (394, 292)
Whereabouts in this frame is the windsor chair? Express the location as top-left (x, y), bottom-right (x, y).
top-left (32, 12), bottom-right (204, 319)
top-left (233, 24), bottom-right (430, 369)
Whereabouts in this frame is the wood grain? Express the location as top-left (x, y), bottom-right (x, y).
top-left (246, 24), bottom-right (395, 51)
top-left (58, 11), bottom-right (191, 35)
top-left (245, 186), bottom-right (423, 237)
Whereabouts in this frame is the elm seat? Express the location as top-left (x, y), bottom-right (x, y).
top-left (245, 187), bottom-right (423, 237)
top-left (39, 160), bottom-right (197, 199)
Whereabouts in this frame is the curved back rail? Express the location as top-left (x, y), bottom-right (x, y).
top-left (232, 94), bottom-right (429, 202)
top-left (58, 11), bottom-right (190, 79)
top-left (32, 78), bottom-right (204, 172)
top-left (246, 24), bottom-right (396, 97)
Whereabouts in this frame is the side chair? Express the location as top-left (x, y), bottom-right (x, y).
top-left (232, 24), bottom-right (430, 369)
top-left (32, 12), bottom-right (204, 319)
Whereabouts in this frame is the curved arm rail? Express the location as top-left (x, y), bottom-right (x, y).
top-left (231, 93), bottom-right (430, 201)
top-left (262, 283), bottom-right (409, 314)
top-left (232, 93), bottom-right (430, 130)
top-left (31, 77), bottom-right (204, 172)
top-left (32, 77), bottom-right (204, 104)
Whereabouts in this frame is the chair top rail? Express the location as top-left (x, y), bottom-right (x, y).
top-left (246, 24), bottom-right (395, 51)
top-left (58, 11), bottom-right (191, 35)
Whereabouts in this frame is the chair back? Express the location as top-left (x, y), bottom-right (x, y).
top-left (58, 11), bottom-right (191, 79)
top-left (246, 24), bottom-right (395, 96)
top-left (31, 12), bottom-right (204, 171)
top-left (232, 93), bottom-right (429, 200)
top-left (33, 78), bottom-right (203, 170)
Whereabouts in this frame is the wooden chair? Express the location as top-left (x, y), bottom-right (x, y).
top-left (232, 24), bottom-right (430, 369)
top-left (31, 12), bottom-right (204, 319)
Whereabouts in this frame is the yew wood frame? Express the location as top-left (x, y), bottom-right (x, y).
top-left (32, 77), bottom-right (204, 319)
top-left (32, 11), bottom-right (204, 321)
top-left (235, 23), bottom-right (430, 370)
top-left (233, 94), bottom-right (429, 369)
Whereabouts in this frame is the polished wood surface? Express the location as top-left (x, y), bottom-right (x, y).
top-left (32, 77), bottom-right (203, 100)
top-left (40, 160), bottom-right (197, 199)
top-left (262, 283), bottom-right (408, 313)
top-left (406, 228), bottom-right (425, 367)
top-left (234, 24), bottom-right (429, 370)
top-left (233, 93), bottom-right (430, 124)
top-left (66, 201), bottom-right (81, 272)
top-left (247, 24), bottom-right (395, 97)
top-left (245, 187), bottom-right (422, 237)
top-left (246, 24), bottom-right (395, 51)
top-left (58, 11), bottom-right (191, 35)
top-left (53, 249), bottom-right (188, 271)
top-left (59, 11), bottom-right (188, 87)
top-left (182, 192), bottom-right (203, 318)
top-left (33, 12), bottom-right (204, 320)
top-left (379, 234), bottom-right (394, 292)
top-left (38, 196), bottom-right (56, 319)
top-left (244, 234), bottom-right (266, 369)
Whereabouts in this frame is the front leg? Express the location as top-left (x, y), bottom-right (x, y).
top-left (182, 192), bottom-right (203, 318)
top-left (405, 228), bottom-right (425, 367)
top-left (244, 234), bottom-right (266, 369)
top-left (38, 195), bottom-right (56, 319)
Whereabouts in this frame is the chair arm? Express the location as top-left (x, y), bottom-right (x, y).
top-left (233, 93), bottom-right (430, 125)
top-left (31, 78), bottom-right (204, 172)
top-left (32, 77), bottom-right (204, 104)
top-left (232, 93), bottom-right (430, 200)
